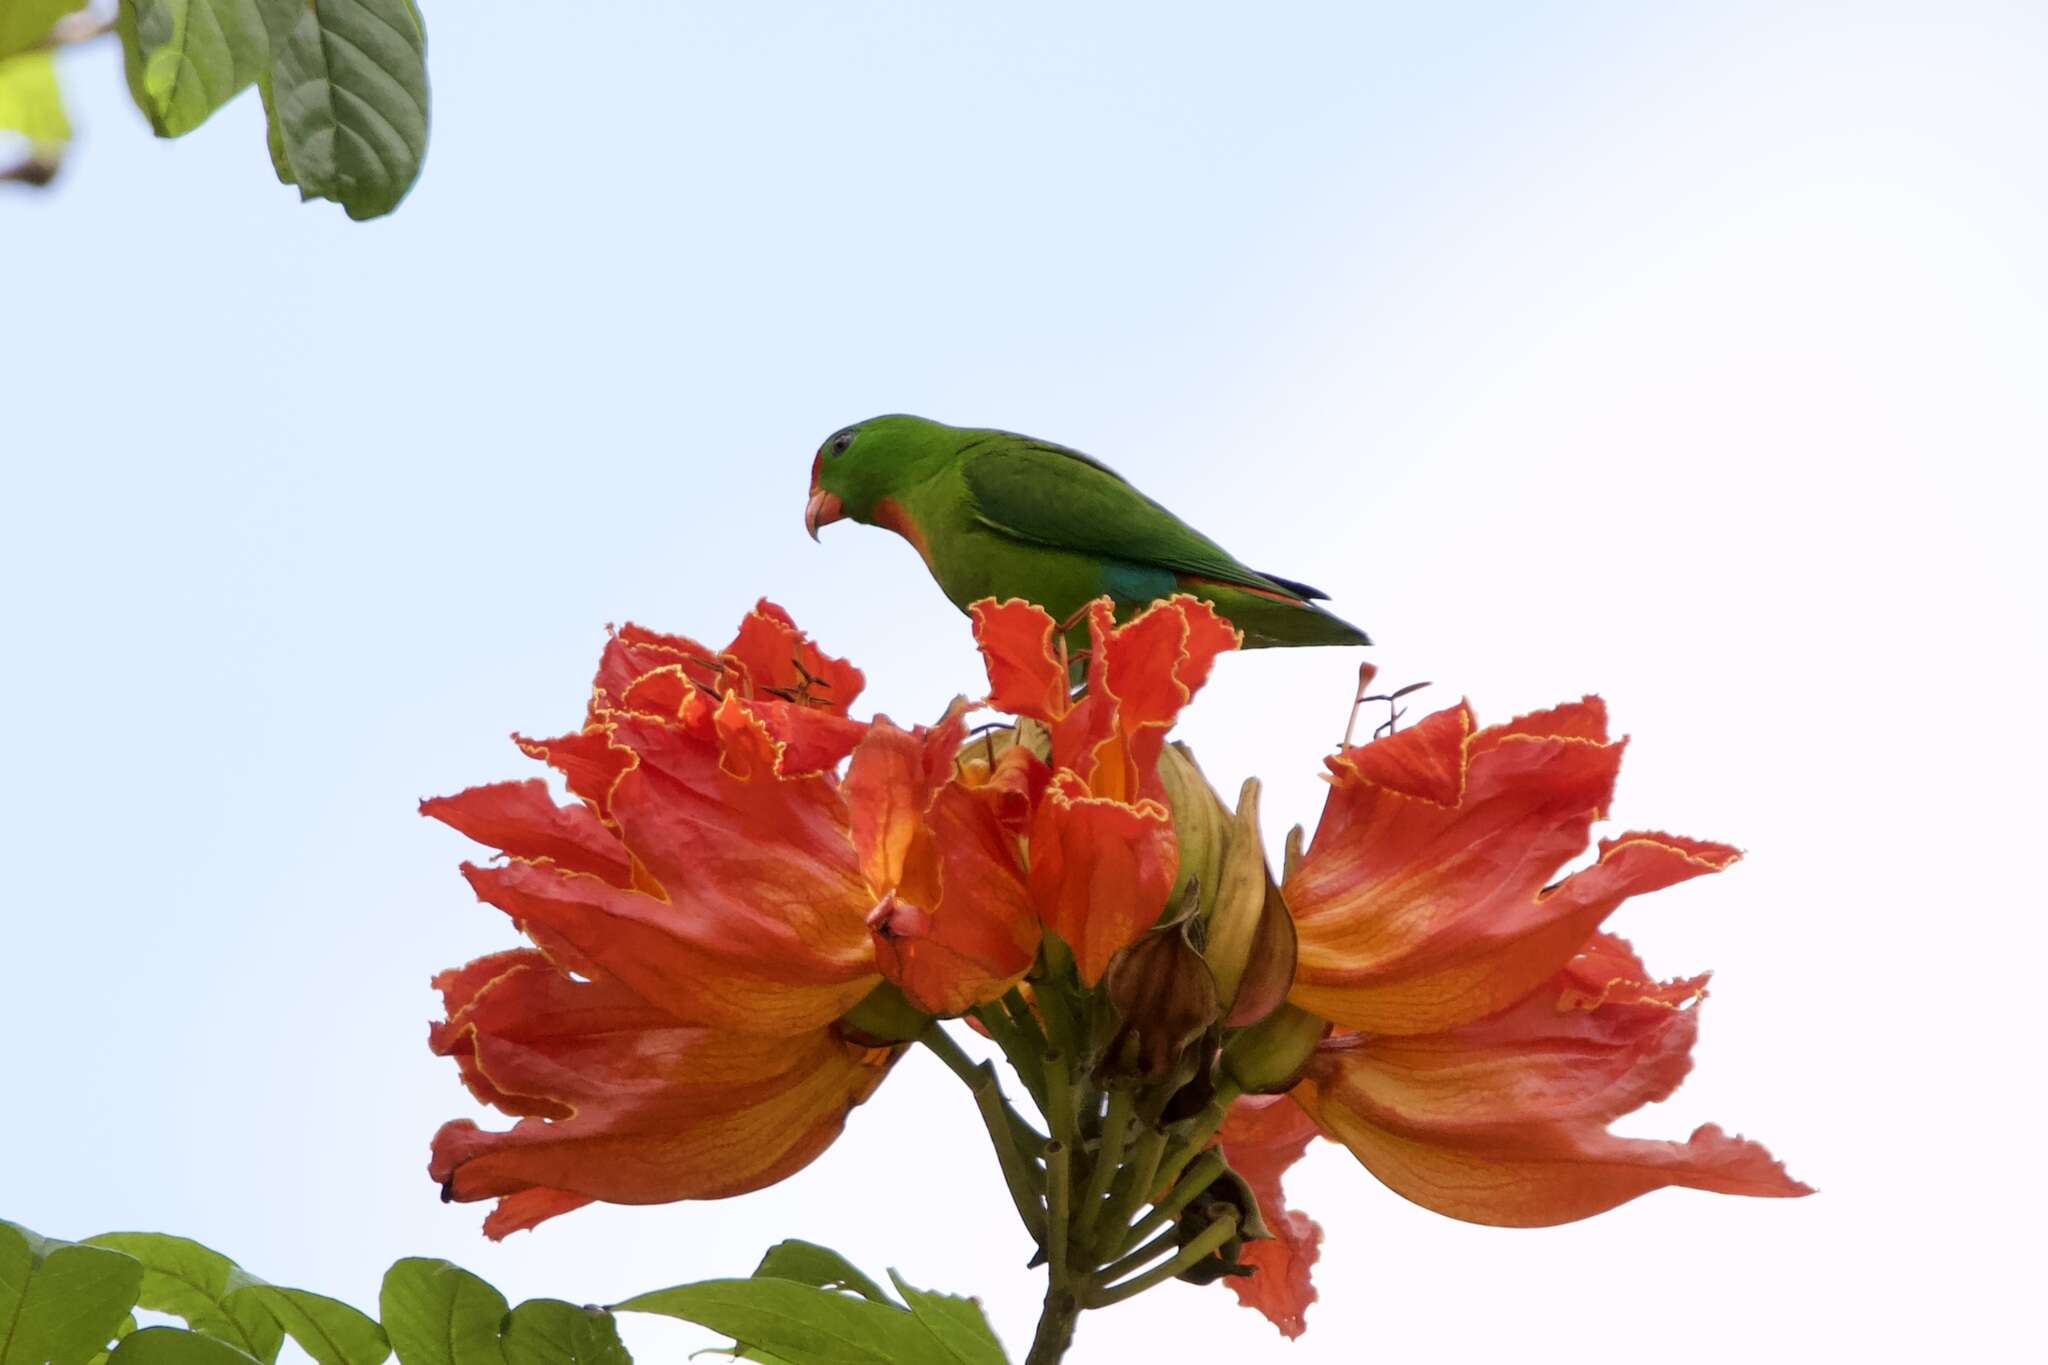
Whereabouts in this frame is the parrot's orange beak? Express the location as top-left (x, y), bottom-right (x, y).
top-left (804, 488), bottom-right (845, 542)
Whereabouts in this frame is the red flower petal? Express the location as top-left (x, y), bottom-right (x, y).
top-left (1289, 702), bottom-right (1639, 1034)
top-left (429, 956), bottom-right (894, 1236)
top-left (593, 623), bottom-right (722, 715)
top-left (1291, 940), bottom-right (1810, 1227)
top-left (479, 1189), bottom-right (595, 1238)
top-left (1101, 596), bottom-right (1238, 749)
top-left (515, 729), bottom-right (633, 817)
top-left (420, 780), bottom-right (631, 885)
top-left (1470, 695), bottom-right (1610, 751)
top-left (461, 860), bottom-right (876, 1035)
top-left (1218, 1096), bottom-right (1324, 1339)
top-left (1323, 703), bottom-right (1472, 812)
top-left (873, 784), bottom-right (1039, 1015)
top-left (971, 598), bottom-right (1070, 722)
top-left (845, 723), bottom-right (940, 904)
top-left (721, 599), bottom-right (865, 717)
top-left (1028, 773), bottom-right (1174, 985)
top-left (600, 699), bottom-right (874, 972)
top-left (847, 723), bottom-right (1037, 1015)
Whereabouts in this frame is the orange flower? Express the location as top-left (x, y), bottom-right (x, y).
top-left (1290, 931), bottom-right (1808, 1227)
top-left (1208, 698), bottom-right (1808, 1335)
top-left (423, 602), bottom-right (1031, 1234)
top-left (970, 595), bottom-right (1238, 982)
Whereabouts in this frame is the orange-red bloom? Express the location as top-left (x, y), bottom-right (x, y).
top-left (971, 596), bottom-right (1238, 982)
top-left (1209, 697), bottom-right (1809, 1335)
top-left (424, 602), bottom-right (1031, 1233)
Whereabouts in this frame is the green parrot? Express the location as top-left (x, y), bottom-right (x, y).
top-left (804, 414), bottom-right (1369, 649)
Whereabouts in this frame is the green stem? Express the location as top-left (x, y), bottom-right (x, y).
top-left (1088, 1211), bottom-right (1240, 1308)
top-left (971, 1002), bottom-right (1048, 1112)
top-left (1023, 1280), bottom-right (1081, 1365)
top-left (1114, 1149), bottom-right (1227, 1258)
top-left (1044, 1140), bottom-right (1072, 1283)
top-left (1091, 1125), bottom-right (1167, 1260)
top-left (1092, 1222), bottom-right (1179, 1287)
top-left (971, 1064), bottom-right (1048, 1243)
top-left (1042, 1050), bottom-right (1076, 1146)
top-left (1004, 986), bottom-right (1049, 1055)
top-left (1071, 1088), bottom-right (1132, 1248)
top-left (1148, 1093), bottom-right (1233, 1199)
top-left (921, 1023), bottom-right (1045, 1149)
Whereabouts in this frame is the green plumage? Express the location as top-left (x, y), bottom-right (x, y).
top-left (806, 415), bottom-right (1369, 650)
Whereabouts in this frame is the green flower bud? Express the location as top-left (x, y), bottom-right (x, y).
top-left (1157, 741), bottom-right (1229, 920)
top-left (833, 979), bottom-right (933, 1046)
top-left (1204, 780), bottom-right (1299, 1027)
top-left (1221, 1002), bottom-right (1329, 1095)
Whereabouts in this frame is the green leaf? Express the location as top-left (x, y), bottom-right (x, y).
top-left (256, 0), bottom-right (427, 219)
top-left (500, 1300), bottom-right (627, 1365)
top-left (0, 0), bottom-right (83, 60)
top-left (749, 1244), bottom-right (893, 1306)
top-left (88, 1314), bottom-right (140, 1365)
top-left (118, 0), bottom-right (268, 136)
top-left (234, 1287), bottom-right (388, 1365)
top-left (885, 1274), bottom-right (1005, 1365)
top-left (106, 1327), bottom-right (264, 1364)
top-left (1, 1221), bottom-right (145, 1365)
top-left (83, 1235), bottom-right (282, 1364)
top-left (0, 50), bottom-right (71, 149)
top-left (378, 1259), bottom-right (508, 1365)
top-left (615, 1280), bottom-right (959, 1365)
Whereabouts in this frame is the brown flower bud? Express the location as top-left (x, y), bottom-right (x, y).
top-left (1101, 897), bottom-right (1220, 1084)
top-left (1174, 1164), bottom-right (1267, 1284)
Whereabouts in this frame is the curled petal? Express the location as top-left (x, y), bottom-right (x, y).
top-left (430, 957), bottom-right (894, 1236)
top-left (1028, 773), bottom-right (1175, 985)
top-left (970, 598), bottom-right (1070, 722)
top-left (852, 730), bottom-right (1038, 1015)
top-left (844, 723), bottom-right (943, 908)
top-left (515, 729), bottom-right (633, 817)
top-left (592, 623), bottom-right (722, 715)
top-left (420, 781), bottom-right (631, 885)
top-left (1291, 943), bottom-right (1810, 1227)
top-left (602, 701), bottom-right (874, 971)
top-left (1289, 703), bottom-right (1638, 1034)
top-left (1100, 595), bottom-right (1239, 776)
top-left (462, 861), bottom-right (876, 1035)
top-left (1218, 1096), bottom-right (1324, 1339)
top-left (1471, 696), bottom-right (1610, 751)
top-left (720, 599), bottom-right (865, 717)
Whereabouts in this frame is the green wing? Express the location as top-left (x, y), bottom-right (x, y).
top-left (959, 439), bottom-right (1327, 599)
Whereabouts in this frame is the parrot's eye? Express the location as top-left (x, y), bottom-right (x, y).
top-left (829, 430), bottom-right (856, 456)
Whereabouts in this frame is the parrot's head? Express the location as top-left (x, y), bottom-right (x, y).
top-left (805, 413), bottom-right (960, 541)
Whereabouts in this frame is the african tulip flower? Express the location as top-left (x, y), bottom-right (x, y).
top-left (970, 595), bottom-right (1238, 983)
top-left (424, 602), bottom-right (1033, 1234)
top-left (1206, 696), bottom-right (1810, 1336)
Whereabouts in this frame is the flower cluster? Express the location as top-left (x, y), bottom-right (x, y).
top-left (423, 596), bottom-right (1807, 1339)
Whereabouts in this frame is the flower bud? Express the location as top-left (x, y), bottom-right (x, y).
top-left (1156, 742), bottom-right (1229, 920)
top-left (1221, 1003), bottom-right (1329, 1094)
top-left (1204, 780), bottom-right (1298, 1026)
top-left (1174, 1165), bottom-right (1265, 1285)
top-left (1100, 897), bottom-right (1220, 1085)
top-left (833, 979), bottom-right (933, 1046)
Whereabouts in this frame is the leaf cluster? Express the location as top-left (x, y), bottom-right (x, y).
top-left (0, 0), bottom-right (428, 217)
top-left (1, 1223), bottom-right (1011, 1365)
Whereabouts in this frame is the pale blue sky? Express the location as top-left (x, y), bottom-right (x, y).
top-left (5, 3), bottom-right (2044, 1360)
